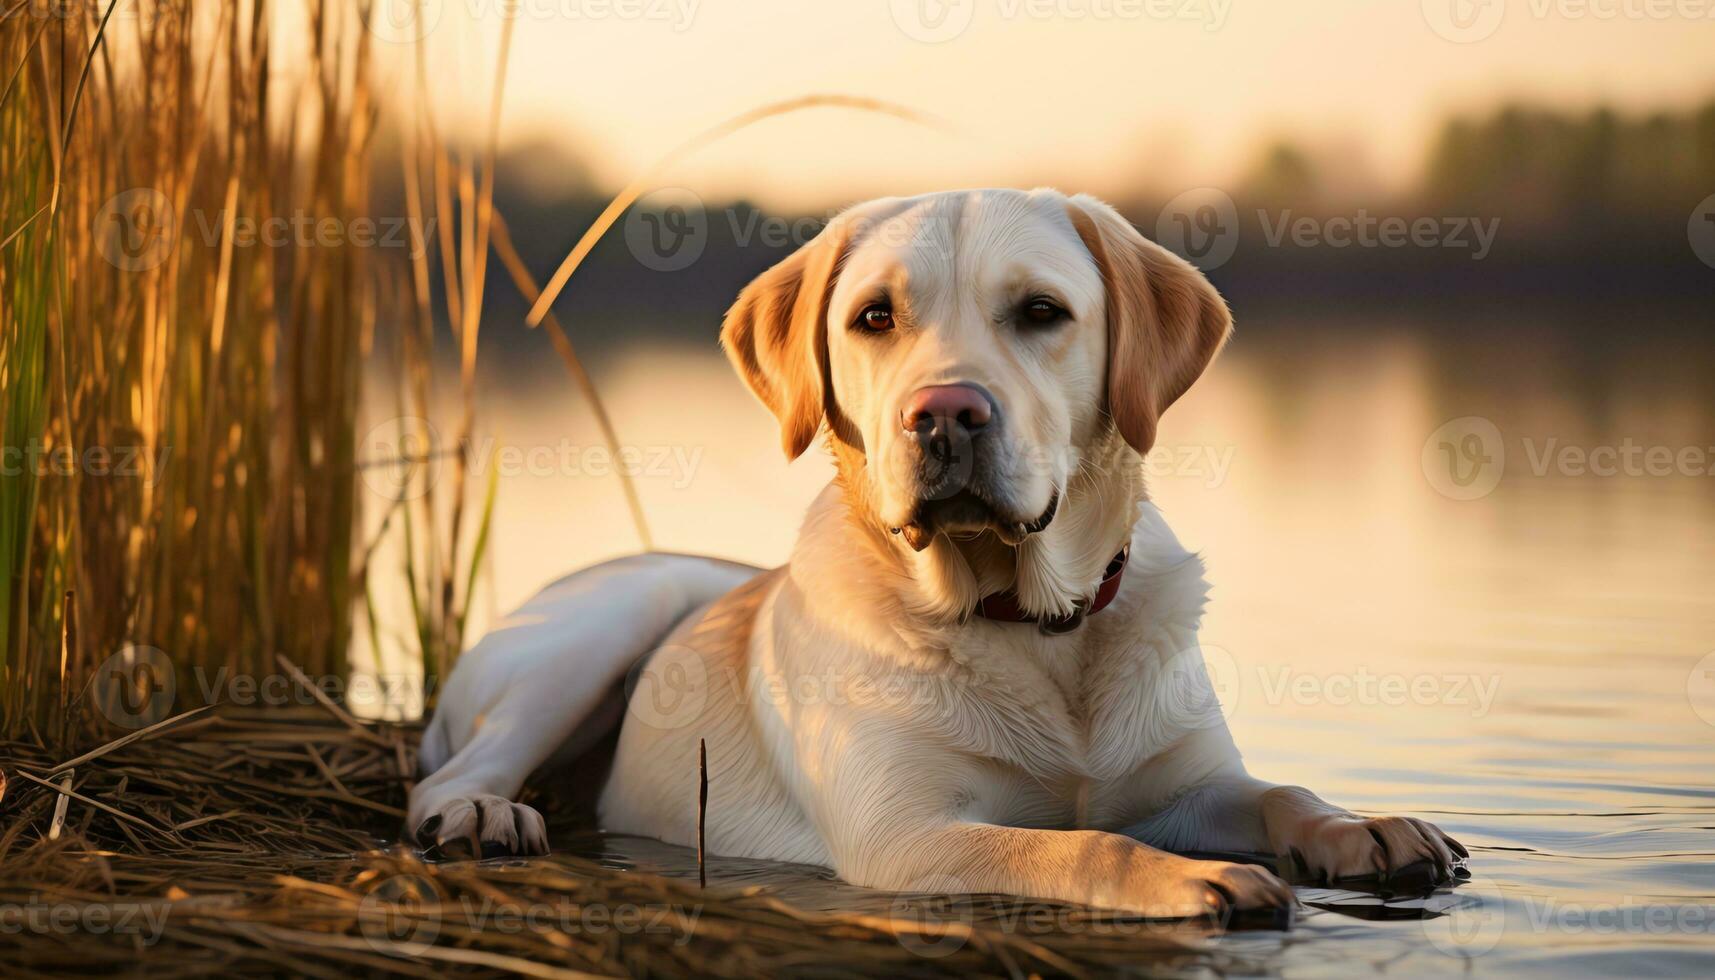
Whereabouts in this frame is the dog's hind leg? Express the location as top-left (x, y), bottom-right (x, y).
top-left (406, 552), bottom-right (760, 855)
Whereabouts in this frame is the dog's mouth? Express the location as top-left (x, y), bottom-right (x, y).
top-left (890, 488), bottom-right (1059, 552)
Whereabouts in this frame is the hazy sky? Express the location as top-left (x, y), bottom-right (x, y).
top-left (369, 0), bottom-right (1715, 208)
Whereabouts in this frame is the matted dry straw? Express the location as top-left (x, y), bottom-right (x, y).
top-left (0, 694), bottom-right (1251, 978)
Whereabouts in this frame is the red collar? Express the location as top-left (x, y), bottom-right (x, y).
top-left (974, 548), bottom-right (1130, 634)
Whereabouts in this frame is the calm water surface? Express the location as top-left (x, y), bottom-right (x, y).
top-left (391, 319), bottom-right (1715, 976)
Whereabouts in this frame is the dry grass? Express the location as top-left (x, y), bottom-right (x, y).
top-left (0, 703), bottom-right (1231, 978)
top-left (0, 0), bottom-right (535, 732)
top-left (1, 0), bottom-right (391, 732)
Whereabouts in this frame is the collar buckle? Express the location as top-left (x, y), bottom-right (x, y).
top-left (1038, 599), bottom-right (1088, 635)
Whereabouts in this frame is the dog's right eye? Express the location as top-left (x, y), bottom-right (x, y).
top-left (1021, 297), bottom-right (1070, 326)
top-left (855, 304), bottom-right (894, 333)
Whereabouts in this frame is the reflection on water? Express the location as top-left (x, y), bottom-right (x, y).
top-left (407, 319), bottom-right (1715, 975)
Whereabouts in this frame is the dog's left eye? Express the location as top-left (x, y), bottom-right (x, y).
top-left (856, 304), bottom-right (895, 332)
top-left (1021, 297), bottom-right (1069, 325)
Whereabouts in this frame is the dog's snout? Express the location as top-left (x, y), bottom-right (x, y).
top-left (900, 384), bottom-right (994, 436)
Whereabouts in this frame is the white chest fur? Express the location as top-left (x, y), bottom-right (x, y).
top-left (929, 548), bottom-right (1219, 822)
top-left (768, 504), bottom-right (1224, 831)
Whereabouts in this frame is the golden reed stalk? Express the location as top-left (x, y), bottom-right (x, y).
top-left (1, 1), bottom-right (383, 734)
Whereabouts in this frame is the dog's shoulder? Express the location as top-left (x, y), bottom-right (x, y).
top-left (1076, 505), bottom-right (1220, 778)
top-left (663, 563), bottom-right (785, 657)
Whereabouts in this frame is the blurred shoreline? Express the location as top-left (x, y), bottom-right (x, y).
top-left (391, 95), bottom-right (1715, 369)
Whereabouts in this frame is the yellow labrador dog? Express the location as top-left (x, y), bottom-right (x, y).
top-left (408, 189), bottom-right (1464, 920)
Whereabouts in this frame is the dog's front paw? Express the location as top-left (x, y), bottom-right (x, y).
top-left (1108, 852), bottom-right (1296, 925)
top-left (1261, 786), bottom-right (1466, 885)
top-left (412, 794), bottom-right (548, 858)
top-left (1169, 858), bottom-right (1298, 923)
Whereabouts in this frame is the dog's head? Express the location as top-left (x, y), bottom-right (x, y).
top-left (722, 189), bottom-right (1229, 615)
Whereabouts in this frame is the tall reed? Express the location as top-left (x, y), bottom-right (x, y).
top-left (365, 3), bottom-right (516, 697)
top-left (0, 1), bottom-right (403, 735)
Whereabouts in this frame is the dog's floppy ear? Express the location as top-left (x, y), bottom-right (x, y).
top-left (1066, 194), bottom-right (1232, 456)
top-left (720, 219), bottom-right (852, 459)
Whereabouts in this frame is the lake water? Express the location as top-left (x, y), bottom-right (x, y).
top-left (388, 318), bottom-right (1715, 975)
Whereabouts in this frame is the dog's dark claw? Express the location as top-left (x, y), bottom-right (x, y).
top-left (415, 815), bottom-right (442, 842)
top-left (1203, 879), bottom-right (1237, 924)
